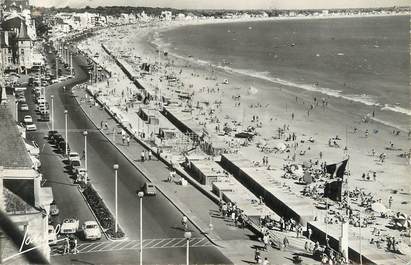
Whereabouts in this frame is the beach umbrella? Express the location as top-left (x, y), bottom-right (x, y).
top-left (293, 166), bottom-right (304, 178)
top-left (371, 203), bottom-right (387, 214)
top-left (276, 142), bottom-right (286, 151)
top-left (248, 86), bottom-right (258, 95)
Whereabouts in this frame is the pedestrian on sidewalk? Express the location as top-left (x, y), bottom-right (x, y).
top-left (181, 215), bottom-right (188, 231)
top-left (148, 150), bottom-right (152, 160)
top-left (308, 227), bottom-right (312, 240)
top-left (263, 233), bottom-right (269, 251)
top-left (231, 211), bottom-right (236, 225)
top-left (254, 248), bottom-right (261, 264)
top-left (126, 136), bottom-right (130, 146)
top-left (63, 237), bottom-right (69, 255)
top-left (283, 235), bottom-right (289, 249)
top-left (141, 151), bottom-right (145, 162)
top-left (221, 203), bottom-right (227, 217)
top-left (122, 134), bottom-right (125, 145)
top-left (73, 238), bottom-right (78, 254)
top-left (104, 122), bottom-right (108, 130)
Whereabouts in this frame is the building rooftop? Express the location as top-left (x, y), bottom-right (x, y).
top-left (0, 105), bottom-right (32, 168)
top-left (4, 187), bottom-right (38, 215)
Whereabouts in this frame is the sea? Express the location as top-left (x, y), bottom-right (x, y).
top-left (156, 16), bottom-right (410, 130)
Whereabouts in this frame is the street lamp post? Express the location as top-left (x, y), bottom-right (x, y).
top-left (64, 110), bottom-right (68, 156)
top-left (184, 231), bottom-right (192, 265)
top-left (56, 55), bottom-right (59, 80)
top-left (15, 101), bottom-right (18, 122)
top-left (113, 164), bottom-right (119, 234)
top-left (137, 191), bottom-right (144, 265)
top-left (70, 53), bottom-right (73, 76)
top-left (83, 131), bottom-right (88, 184)
top-left (51, 95), bottom-right (54, 131)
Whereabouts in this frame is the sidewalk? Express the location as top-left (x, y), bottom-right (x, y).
top-left (72, 86), bottom-right (316, 264)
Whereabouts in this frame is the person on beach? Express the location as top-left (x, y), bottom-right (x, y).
top-left (388, 196), bottom-right (393, 208)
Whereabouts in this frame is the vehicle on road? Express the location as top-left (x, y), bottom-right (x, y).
top-left (60, 218), bottom-right (79, 234)
top-left (50, 133), bottom-right (63, 144)
top-left (69, 152), bottom-right (81, 163)
top-left (82, 221), bottom-right (101, 240)
top-left (40, 112), bottom-right (50, 121)
top-left (142, 182), bottom-right (156, 196)
top-left (25, 123), bottom-right (37, 131)
top-left (20, 103), bottom-right (29, 111)
top-left (48, 130), bottom-right (58, 140)
top-left (14, 86), bottom-right (27, 92)
top-left (23, 115), bottom-right (33, 124)
top-left (50, 200), bottom-right (59, 216)
top-left (48, 225), bottom-right (57, 245)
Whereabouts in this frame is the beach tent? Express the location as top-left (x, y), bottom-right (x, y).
top-left (275, 142), bottom-right (287, 152)
top-left (371, 202), bottom-right (388, 214)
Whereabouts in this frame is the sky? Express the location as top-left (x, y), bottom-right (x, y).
top-left (30, 0), bottom-right (410, 9)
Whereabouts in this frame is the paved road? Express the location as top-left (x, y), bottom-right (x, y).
top-left (22, 44), bottom-right (231, 264)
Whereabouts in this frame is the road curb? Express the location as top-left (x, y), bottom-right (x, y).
top-left (73, 87), bottom-right (224, 248)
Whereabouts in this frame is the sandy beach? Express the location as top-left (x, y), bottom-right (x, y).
top-left (79, 15), bottom-right (410, 211)
top-left (76, 15), bottom-right (410, 261)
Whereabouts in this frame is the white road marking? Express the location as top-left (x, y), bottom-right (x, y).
top-left (51, 237), bottom-right (212, 256)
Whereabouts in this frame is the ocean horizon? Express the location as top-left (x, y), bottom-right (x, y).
top-left (155, 15), bottom-right (410, 129)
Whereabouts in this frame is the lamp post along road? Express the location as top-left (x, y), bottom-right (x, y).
top-left (113, 164), bottom-right (119, 234)
top-left (138, 191), bottom-right (144, 265)
top-left (184, 231), bottom-right (192, 265)
top-left (64, 110), bottom-right (68, 156)
top-left (83, 131), bottom-right (88, 184)
top-left (51, 95), bottom-right (54, 131)
top-left (15, 101), bottom-right (18, 122)
top-left (70, 53), bottom-right (73, 76)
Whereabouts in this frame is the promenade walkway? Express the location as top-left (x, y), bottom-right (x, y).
top-left (72, 86), bottom-right (315, 264)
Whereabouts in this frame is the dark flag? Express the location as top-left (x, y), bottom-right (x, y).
top-left (324, 180), bottom-right (343, 202)
top-left (336, 159), bottom-right (348, 179)
top-left (325, 163), bottom-right (337, 177)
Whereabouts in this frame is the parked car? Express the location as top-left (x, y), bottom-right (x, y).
top-left (48, 130), bottom-right (58, 140)
top-left (82, 221), bottom-right (101, 240)
top-left (23, 115), bottom-right (33, 124)
top-left (25, 123), bottom-right (37, 131)
top-left (50, 200), bottom-right (59, 216)
top-left (69, 152), bottom-right (81, 163)
top-left (48, 225), bottom-right (57, 245)
top-left (142, 182), bottom-right (156, 196)
top-left (40, 112), bottom-right (50, 121)
top-left (20, 103), bottom-right (29, 111)
top-left (51, 133), bottom-right (63, 144)
top-left (60, 218), bottom-right (79, 234)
